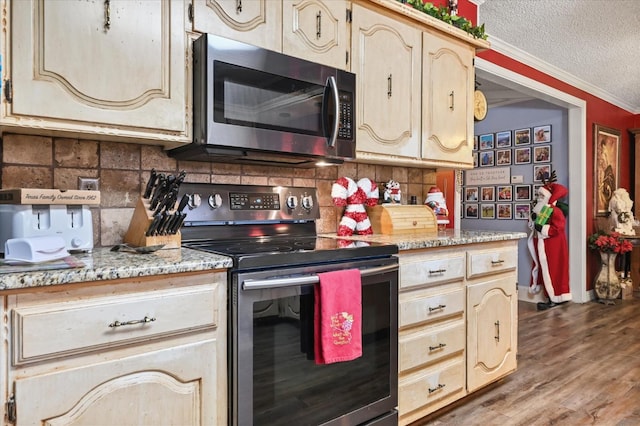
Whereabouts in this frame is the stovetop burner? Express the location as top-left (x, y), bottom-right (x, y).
top-left (183, 236), bottom-right (397, 270)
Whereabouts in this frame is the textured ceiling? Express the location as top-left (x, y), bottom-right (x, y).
top-left (477, 0), bottom-right (640, 113)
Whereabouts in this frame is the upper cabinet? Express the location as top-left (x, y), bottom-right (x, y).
top-left (422, 30), bottom-right (475, 168)
top-left (282, 0), bottom-right (349, 70)
top-left (350, 3), bottom-right (422, 164)
top-left (191, 0), bottom-right (283, 51)
top-left (190, 0), bottom-right (350, 70)
top-left (351, 0), bottom-right (489, 169)
top-left (2, 0), bottom-right (189, 145)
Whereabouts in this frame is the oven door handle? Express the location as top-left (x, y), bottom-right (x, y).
top-left (242, 263), bottom-right (398, 290)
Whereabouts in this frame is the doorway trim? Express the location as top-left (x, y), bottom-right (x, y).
top-left (475, 57), bottom-right (589, 303)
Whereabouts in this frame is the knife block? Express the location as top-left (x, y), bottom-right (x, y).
top-left (123, 198), bottom-right (181, 249)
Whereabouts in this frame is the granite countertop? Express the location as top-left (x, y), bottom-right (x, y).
top-left (322, 229), bottom-right (528, 251)
top-left (0, 247), bottom-right (233, 292)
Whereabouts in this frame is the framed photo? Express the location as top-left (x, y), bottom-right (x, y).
top-left (496, 149), bottom-right (511, 165)
top-left (496, 131), bottom-right (512, 148)
top-left (479, 150), bottom-right (494, 167)
top-left (497, 185), bottom-right (513, 201)
top-left (534, 164), bottom-right (552, 182)
top-left (594, 124), bottom-right (621, 216)
top-left (514, 184), bottom-right (531, 201)
top-left (514, 203), bottom-right (531, 220)
top-left (481, 203), bottom-right (495, 219)
top-left (465, 187), bottom-right (479, 202)
top-left (479, 134), bottom-right (495, 150)
top-left (465, 203), bottom-right (479, 219)
top-left (473, 152), bottom-right (478, 168)
top-left (514, 147), bottom-right (531, 164)
top-left (497, 203), bottom-right (512, 219)
top-left (533, 125), bottom-right (551, 143)
top-left (473, 135), bottom-right (479, 151)
top-left (533, 145), bottom-right (551, 163)
top-left (514, 128), bottom-right (531, 146)
top-left (481, 186), bottom-right (495, 202)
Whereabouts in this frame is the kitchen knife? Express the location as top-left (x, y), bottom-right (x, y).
top-left (145, 213), bottom-right (163, 236)
top-left (149, 173), bottom-right (166, 205)
top-left (150, 179), bottom-right (168, 211)
top-left (154, 188), bottom-right (178, 216)
top-left (143, 169), bottom-right (157, 199)
top-left (165, 193), bottom-right (190, 234)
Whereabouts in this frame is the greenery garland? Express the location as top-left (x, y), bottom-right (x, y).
top-left (399, 0), bottom-right (488, 40)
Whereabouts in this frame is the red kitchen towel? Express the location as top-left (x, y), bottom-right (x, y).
top-left (314, 269), bottom-right (362, 365)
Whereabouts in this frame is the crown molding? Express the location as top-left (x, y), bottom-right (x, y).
top-left (487, 36), bottom-right (638, 114)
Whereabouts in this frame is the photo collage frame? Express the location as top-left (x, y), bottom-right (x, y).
top-left (466, 125), bottom-right (553, 220)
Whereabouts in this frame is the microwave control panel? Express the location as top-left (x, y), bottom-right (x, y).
top-left (338, 91), bottom-right (353, 140)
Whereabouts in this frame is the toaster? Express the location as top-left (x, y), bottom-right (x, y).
top-left (0, 204), bottom-right (94, 254)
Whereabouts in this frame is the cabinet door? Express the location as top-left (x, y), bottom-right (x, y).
top-left (282, 0), bottom-right (349, 70)
top-left (422, 30), bottom-right (474, 168)
top-left (351, 4), bottom-right (422, 163)
top-left (7, 0), bottom-right (188, 143)
top-left (467, 275), bottom-right (518, 392)
top-left (192, 0), bottom-right (282, 51)
top-left (12, 340), bottom-right (220, 425)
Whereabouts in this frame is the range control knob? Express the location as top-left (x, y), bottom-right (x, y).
top-left (301, 195), bottom-right (314, 210)
top-left (286, 195), bottom-right (298, 209)
top-left (208, 193), bottom-right (223, 209)
top-left (188, 193), bottom-right (202, 209)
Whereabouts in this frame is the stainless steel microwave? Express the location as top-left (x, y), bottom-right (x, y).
top-left (169, 34), bottom-right (356, 167)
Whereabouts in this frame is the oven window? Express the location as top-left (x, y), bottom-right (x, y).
top-left (252, 282), bottom-right (391, 425)
top-left (213, 61), bottom-right (331, 137)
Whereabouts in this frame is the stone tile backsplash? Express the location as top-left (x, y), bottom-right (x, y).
top-left (1, 133), bottom-right (437, 246)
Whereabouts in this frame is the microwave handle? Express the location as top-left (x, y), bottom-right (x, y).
top-left (326, 76), bottom-right (340, 148)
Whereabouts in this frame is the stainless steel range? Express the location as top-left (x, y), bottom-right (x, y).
top-left (178, 183), bottom-right (399, 426)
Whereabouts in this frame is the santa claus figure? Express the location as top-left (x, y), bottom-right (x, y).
top-left (528, 172), bottom-right (571, 310)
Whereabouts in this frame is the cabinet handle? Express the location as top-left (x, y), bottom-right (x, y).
top-left (449, 90), bottom-right (454, 110)
top-left (236, 0), bottom-right (242, 13)
top-left (109, 315), bottom-right (156, 328)
top-left (428, 304), bottom-right (446, 312)
top-left (495, 320), bottom-right (500, 342)
top-left (429, 342), bottom-right (447, 351)
top-left (387, 74), bottom-right (393, 98)
top-left (491, 259), bottom-right (505, 266)
top-left (316, 11), bottom-right (322, 39)
top-left (428, 383), bottom-right (446, 394)
top-left (428, 268), bottom-right (447, 275)
top-left (103, 0), bottom-right (111, 31)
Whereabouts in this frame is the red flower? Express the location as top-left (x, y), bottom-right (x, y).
top-left (588, 231), bottom-right (633, 254)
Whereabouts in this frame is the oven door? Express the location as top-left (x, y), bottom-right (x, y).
top-left (231, 257), bottom-right (398, 426)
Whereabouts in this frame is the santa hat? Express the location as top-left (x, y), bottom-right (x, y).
top-left (544, 182), bottom-right (568, 205)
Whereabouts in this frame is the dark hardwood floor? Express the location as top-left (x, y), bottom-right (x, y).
top-left (418, 295), bottom-right (640, 425)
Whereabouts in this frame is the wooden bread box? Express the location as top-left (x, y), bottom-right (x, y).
top-left (367, 204), bottom-right (438, 235)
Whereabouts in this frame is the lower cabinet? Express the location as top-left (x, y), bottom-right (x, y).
top-left (398, 240), bottom-right (519, 424)
top-left (4, 271), bottom-right (227, 425)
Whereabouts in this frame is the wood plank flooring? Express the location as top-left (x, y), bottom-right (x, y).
top-left (415, 295), bottom-right (640, 425)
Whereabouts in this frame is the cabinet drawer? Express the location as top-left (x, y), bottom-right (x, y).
top-left (399, 322), bottom-right (465, 373)
top-left (400, 254), bottom-right (465, 289)
top-left (467, 248), bottom-right (517, 279)
top-left (399, 360), bottom-right (465, 416)
top-left (12, 285), bottom-right (218, 364)
top-left (399, 288), bottom-right (464, 328)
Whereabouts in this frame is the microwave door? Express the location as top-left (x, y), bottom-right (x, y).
top-left (324, 76), bottom-right (340, 148)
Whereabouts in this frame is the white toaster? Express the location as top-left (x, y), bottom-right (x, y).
top-left (0, 204), bottom-right (94, 254)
